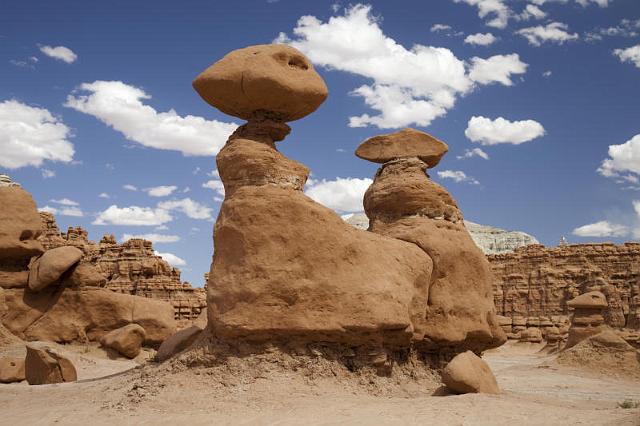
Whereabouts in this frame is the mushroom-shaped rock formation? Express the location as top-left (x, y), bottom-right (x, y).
top-left (565, 291), bottom-right (609, 349)
top-left (193, 44), bottom-right (328, 122)
top-left (355, 128), bottom-right (448, 167)
top-left (196, 45), bottom-right (434, 351)
top-left (358, 129), bottom-right (506, 353)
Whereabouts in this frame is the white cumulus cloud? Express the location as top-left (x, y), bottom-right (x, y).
top-left (276, 4), bottom-right (526, 129)
top-left (305, 177), bottom-right (372, 213)
top-left (437, 170), bottom-right (480, 185)
top-left (614, 44), bottom-right (640, 69)
top-left (93, 205), bottom-right (173, 226)
top-left (465, 116), bottom-right (545, 145)
top-left (122, 233), bottom-right (180, 244)
top-left (203, 179), bottom-right (225, 196)
top-left (457, 148), bottom-right (490, 160)
top-left (154, 251), bottom-right (186, 267)
top-left (468, 54), bottom-right (528, 86)
top-left (464, 33), bottom-right (497, 46)
top-left (51, 198), bottom-right (79, 206)
top-left (38, 205), bottom-right (84, 217)
top-left (64, 81), bottom-right (237, 156)
top-left (0, 99), bottom-right (74, 169)
top-left (453, 0), bottom-right (510, 29)
top-left (598, 134), bottom-right (640, 183)
top-left (157, 198), bottom-right (213, 220)
top-left (145, 185), bottom-right (177, 197)
top-left (517, 22), bottom-right (579, 46)
top-left (572, 220), bottom-right (627, 237)
top-left (39, 45), bottom-right (77, 63)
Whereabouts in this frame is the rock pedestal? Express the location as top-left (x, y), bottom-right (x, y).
top-left (358, 129), bottom-right (506, 353)
top-left (566, 291), bottom-right (608, 349)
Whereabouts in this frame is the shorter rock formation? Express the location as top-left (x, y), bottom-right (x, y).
top-left (565, 291), bottom-right (608, 349)
top-left (441, 351), bottom-right (500, 394)
top-left (157, 325), bottom-right (204, 362)
top-left (100, 324), bottom-right (146, 359)
top-left (0, 356), bottom-right (25, 383)
top-left (25, 344), bottom-right (77, 385)
top-left (519, 327), bottom-right (543, 343)
top-left (359, 128), bottom-right (505, 353)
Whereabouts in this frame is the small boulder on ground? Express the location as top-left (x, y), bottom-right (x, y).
top-left (157, 325), bottom-right (203, 362)
top-left (63, 262), bottom-right (106, 287)
top-left (25, 344), bottom-right (77, 385)
top-left (0, 356), bottom-right (25, 383)
top-left (519, 327), bottom-right (543, 343)
top-left (100, 324), bottom-right (146, 359)
top-left (441, 351), bottom-right (500, 394)
top-left (28, 246), bottom-right (83, 292)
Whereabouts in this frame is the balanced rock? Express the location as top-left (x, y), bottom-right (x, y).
top-left (63, 262), bottom-right (106, 288)
top-left (199, 45), bottom-right (433, 348)
top-left (441, 351), bottom-right (500, 394)
top-left (25, 344), bottom-right (77, 385)
top-left (0, 356), bottom-right (25, 383)
top-left (100, 324), bottom-right (146, 359)
top-left (361, 132), bottom-right (505, 353)
top-left (565, 291), bottom-right (608, 349)
top-left (193, 44), bottom-right (328, 122)
top-left (28, 246), bottom-right (83, 292)
top-left (355, 128), bottom-right (448, 167)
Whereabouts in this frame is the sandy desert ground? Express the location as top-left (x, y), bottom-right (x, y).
top-left (0, 342), bottom-right (638, 426)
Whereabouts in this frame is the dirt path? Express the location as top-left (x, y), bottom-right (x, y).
top-left (1, 345), bottom-right (638, 425)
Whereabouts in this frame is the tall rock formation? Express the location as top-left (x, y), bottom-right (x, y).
top-left (38, 213), bottom-right (206, 324)
top-left (357, 128), bottom-right (505, 353)
top-left (197, 45), bottom-right (434, 349)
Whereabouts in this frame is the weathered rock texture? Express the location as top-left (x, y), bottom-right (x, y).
top-left (360, 129), bottom-right (505, 353)
top-left (343, 213), bottom-right (539, 255)
top-left (489, 243), bottom-right (640, 347)
top-left (0, 179), bottom-right (177, 347)
top-left (38, 213), bottom-right (206, 323)
top-left (25, 344), bottom-right (77, 385)
top-left (100, 323), bottom-right (146, 358)
top-left (565, 291), bottom-right (608, 349)
top-left (0, 356), bottom-right (25, 383)
top-left (441, 350), bottom-right (500, 394)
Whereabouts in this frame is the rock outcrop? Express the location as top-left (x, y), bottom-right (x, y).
top-left (38, 213), bottom-right (206, 323)
top-left (358, 129), bottom-right (505, 353)
top-left (565, 291), bottom-right (608, 349)
top-left (0, 179), bottom-right (177, 348)
top-left (343, 213), bottom-right (538, 255)
top-left (489, 243), bottom-right (640, 346)
top-left (441, 350), bottom-right (500, 394)
top-left (0, 356), bottom-right (25, 383)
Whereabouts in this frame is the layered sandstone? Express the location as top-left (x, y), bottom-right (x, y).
top-left (489, 243), bottom-right (640, 345)
top-left (38, 213), bottom-right (206, 323)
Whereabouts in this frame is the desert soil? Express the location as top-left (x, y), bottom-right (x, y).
top-left (0, 342), bottom-right (638, 426)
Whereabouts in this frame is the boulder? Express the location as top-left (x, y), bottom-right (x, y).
top-left (441, 351), bottom-right (500, 394)
top-left (28, 246), bottom-right (83, 292)
top-left (193, 44), bottom-right (328, 122)
top-left (355, 128), bottom-right (448, 167)
top-left (0, 356), bottom-right (25, 383)
top-left (100, 324), bottom-right (146, 359)
top-left (2, 287), bottom-right (176, 346)
top-left (63, 262), bottom-right (107, 287)
top-left (157, 325), bottom-right (203, 362)
top-left (25, 345), bottom-right (77, 385)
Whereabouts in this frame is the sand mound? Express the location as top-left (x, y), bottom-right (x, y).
top-left (556, 330), bottom-right (640, 379)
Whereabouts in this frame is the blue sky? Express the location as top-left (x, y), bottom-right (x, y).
top-left (2, 0), bottom-right (640, 286)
